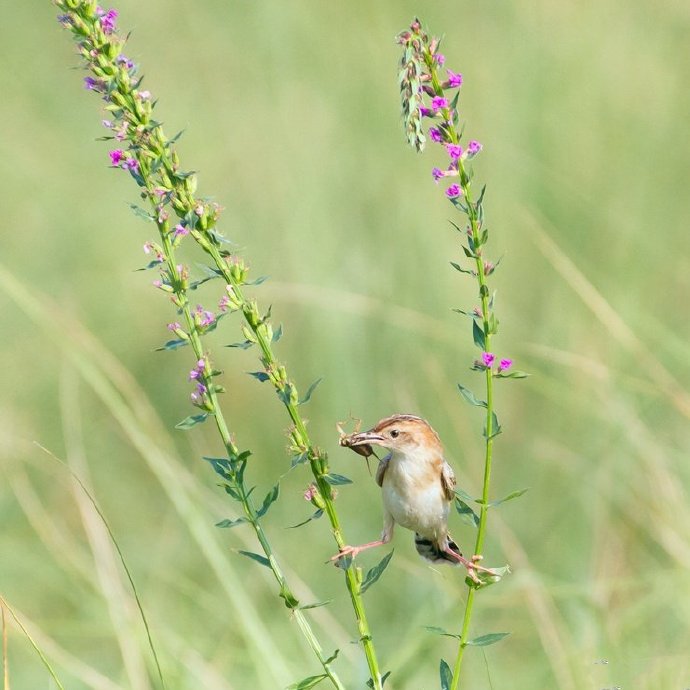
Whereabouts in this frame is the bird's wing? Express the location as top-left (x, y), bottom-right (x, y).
top-left (440, 460), bottom-right (457, 502)
top-left (375, 453), bottom-right (391, 487)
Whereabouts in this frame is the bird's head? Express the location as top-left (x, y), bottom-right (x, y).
top-left (340, 414), bottom-right (442, 458)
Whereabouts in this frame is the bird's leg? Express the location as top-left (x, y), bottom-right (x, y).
top-left (442, 548), bottom-right (497, 583)
top-left (330, 514), bottom-right (394, 563)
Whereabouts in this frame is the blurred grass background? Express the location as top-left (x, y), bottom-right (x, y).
top-left (1, 0), bottom-right (690, 688)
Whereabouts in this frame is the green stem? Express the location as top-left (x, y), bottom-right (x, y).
top-left (151, 188), bottom-right (345, 690)
top-left (197, 241), bottom-right (383, 689)
top-left (423, 49), bottom-right (498, 690)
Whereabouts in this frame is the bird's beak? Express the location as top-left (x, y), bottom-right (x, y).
top-left (339, 429), bottom-right (385, 459)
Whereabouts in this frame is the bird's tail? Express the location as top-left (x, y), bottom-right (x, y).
top-left (414, 533), bottom-right (462, 564)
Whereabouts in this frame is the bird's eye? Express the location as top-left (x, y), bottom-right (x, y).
top-left (390, 429), bottom-right (400, 438)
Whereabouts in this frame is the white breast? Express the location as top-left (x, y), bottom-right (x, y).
top-left (382, 452), bottom-right (449, 540)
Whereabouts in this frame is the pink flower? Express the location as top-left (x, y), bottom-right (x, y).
top-left (432, 167), bottom-right (444, 182)
top-left (446, 144), bottom-right (463, 160)
top-left (446, 69), bottom-right (463, 88)
top-left (467, 140), bottom-right (482, 157)
top-left (109, 149), bottom-right (125, 166)
top-left (499, 358), bottom-right (513, 372)
top-left (431, 96), bottom-right (449, 111)
top-left (303, 485), bottom-right (318, 502)
top-left (429, 127), bottom-right (443, 143)
top-left (445, 183), bottom-right (461, 198)
top-left (482, 352), bottom-right (495, 367)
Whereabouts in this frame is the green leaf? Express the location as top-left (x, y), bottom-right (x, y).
top-left (424, 626), bottom-right (460, 640)
top-left (366, 672), bottom-right (392, 689)
top-left (155, 338), bottom-right (188, 351)
top-left (298, 378), bottom-right (322, 406)
top-left (272, 324), bottom-right (283, 342)
top-left (129, 204), bottom-right (154, 222)
top-left (323, 473), bottom-right (352, 486)
top-left (203, 456), bottom-right (233, 480)
top-left (291, 452), bottom-right (309, 468)
top-left (455, 498), bottom-right (480, 528)
top-left (226, 340), bottom-right (254, 350)
top-left (360, 550), bottom-right (394, 594)
top-left (215, 517), bottom-right (249, 529)
top-left (298, 599), bottom-right (332, 610)
top-left (248, 371), bottom-right (270, 382)
top-left (237, 550), bottom-right (270, 568)
top-left (485, 488), bottom-right (529, 508)
top-left (286, 674), bottom-right (328, 690)
top-left (496, 370), bottom-right (529, 379)
top-left (483, 411), bottom-right (502, 440)
top-left (135, 259), bottom-right (163, 271)
top-left (175, 413), bottom-right (208, 430)
top-left (440, 659), bottom-right (452, 690)
top-left (457, 383), bottom-right (487, 408)
top-left (277, 383), bottom-right (294, 406)
top-left (256, 483), bottom-right (280, 518)
top-left (454, 487), bottom-right (475, 504)
top-left (450, 261), bottom-right (472, 275)
top-left (279, 584), bottom-right (299, 609)
top-left (472, 320), bottom-right (486, 349)
top-left (324, 649), bottom-right (339, 665)
top-left (287, 509), bottom-right (324, 529)
top-left (464, 632), bottom-right (510, 647)
top-left (461, 245), bottom-right (475, 259)
top-left (245, 275), bottom-right (269, 286)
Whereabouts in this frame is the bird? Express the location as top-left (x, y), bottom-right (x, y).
top-left (335, 414), bottom-right (493, 583)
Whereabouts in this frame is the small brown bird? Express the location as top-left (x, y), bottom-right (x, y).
top-left (336, 414), bottom-right (492, 582)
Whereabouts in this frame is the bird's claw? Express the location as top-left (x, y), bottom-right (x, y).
top-left (329, 545), bottom-right (358, 563)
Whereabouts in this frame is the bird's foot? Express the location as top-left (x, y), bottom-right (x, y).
top-left (445, 550), bottom-right (500, 584)
top-left (329, 539), bottom-right (385, 565)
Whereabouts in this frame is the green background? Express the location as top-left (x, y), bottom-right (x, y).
top-left (1, 1), bottom-right (689, 688)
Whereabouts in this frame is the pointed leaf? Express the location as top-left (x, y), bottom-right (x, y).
top-left (483, 411), bottom-right (502, 440)
top-left (287, 674), bottom-right (328, 690)
top-left (366, 672), bottom-right (392, 689)
top-left (248, 371), bottom-right (270, 382)
top-left (298, 378), bottom-right (322, 406)
top-left (472, 320), bottom-right (486, 349)
top-left (323, 473), bottom-right (353, 486)
top-left (485, 488), bottom-right (529, 508)
top-left (360, 550), bottom-right (394, 594)
top-left (454, 487), bottom-right (475, 504)
top-left (245, 275), bottom-right (269, 286)
top-left (129, 204), bottom-right (154, 222)
top-left (298, 599), bottom-right (332, 610)
top-left (291, 452), bottom-right (309, 468)
top-left (225, 340), bottom-right (254, 350)
top-left (175, 413), bottom-right (208, 430)
top-left (203, 456), bottom-right (233, 480)
top-left (455, 498), bottom-right (480, 528)
top-left (440, 659), bottom-right (452, 690)
top-left (272, 323), bottom-right (283, 342)
top-left (279, 584), bottom-right (299, 609)
top-left (457, 383), bottom-right (487, 408)
top-left (424, 626), bottom-right (460, 640)
top-left (237, 550), bottom-right (270, 568)
top-left (464, 632), bottom-right (510, 647)
top-left (496, 370), bottom-right (529, 379)
top-left (277, 383), bottom-right (294, 406)
top-left (287, 509), bottom-right (324, 529)
top-left (450, 261), bottom-right (472, 275)
top-left (256, 483), bottom-right (280, 518)
top-left (155, 338), bottom-right (189, 351)
top-left (324, 649), bottom-right (339, 665)
top-left (215, 517), bottom-right (249, 529)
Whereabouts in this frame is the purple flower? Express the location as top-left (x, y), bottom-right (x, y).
top-left (446, 144), bottom-right (463, 160)
top-left (116, 55), bottom-right (134, 70)
top-left (124, 157), bottom-right (139, 172)
top-left (218, 294), bottom-right (231, 312)
top-left (431, 96), bottom-right (449, 112)
top-left (102, 119), bottom-right (113, 128)
top-left (98, 8), bottom-right (118, 34)
top-left (419, 106), bottom-right (432, 117)
top-left (482, 352), bottom-right (495, 367)
top-left (194, 305), bottom-right (215, 327)
top-left (446, 69), bottom-right (463, 88)
top-left (84, 76), bottom-right (100, 91)
top-left (467, 140), bottom-right (483, 156)
top-left (167, 322), bottom-right (182, 332)
top-left (196, 382), bottom-right (208, 396)
top-left (445, 183), bottom-right (462, 199)
top-left (173, 224), bottom-right (189, 238)
top-left (109, 149), bottom-right (125, 166)
top-left (431, 167), bottom-right (444, 182)
top-left (429, 127), bottom-right (443, 143)
top-left (499, 358), bottom-right (513, 372)
top-left (435, 53), bottom-right (446, 66)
